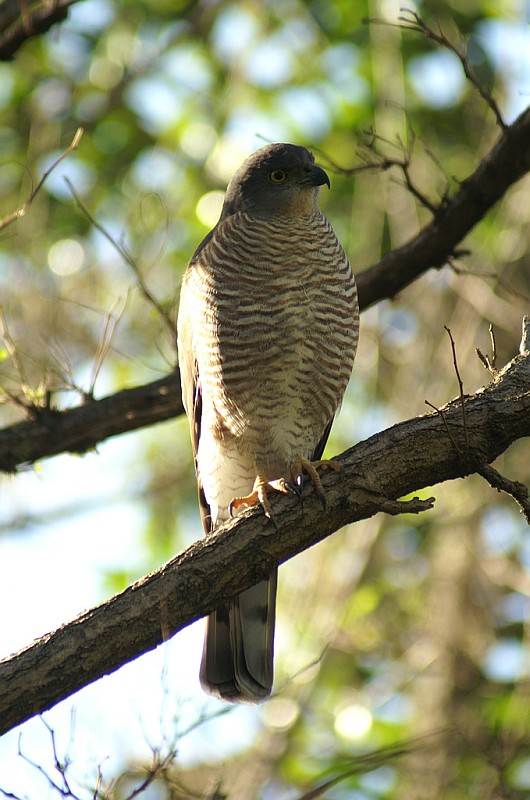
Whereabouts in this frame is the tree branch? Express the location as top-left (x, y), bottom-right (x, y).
top-left (397, 8), bottom-right (506, 128)
top-left (356, 104), bottom-right (530, 309)
top-left (1, 332), bottom-right (529, 735)
top-left (0, 0), bottom-right (201, 60)
top-left (0, 128), bottom-right (83, 232)
top-left (0, 372), bottom-right (183, 472)
top-left (0, 0), bottom-right (81, 61)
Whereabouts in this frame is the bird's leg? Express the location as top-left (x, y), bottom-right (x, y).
top-left (291, 456), bottom-right (341, 510)
top-left (229, 473), bottom-right (293, 521)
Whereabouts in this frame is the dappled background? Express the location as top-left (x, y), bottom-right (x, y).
top-left (0, 0), bottom-right (530, 797)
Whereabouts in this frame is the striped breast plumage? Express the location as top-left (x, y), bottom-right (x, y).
top-left (183, 208), bottom-right (359, 474)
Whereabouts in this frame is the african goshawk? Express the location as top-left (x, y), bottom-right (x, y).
top-left (177, 142), bottom-right (359, 702)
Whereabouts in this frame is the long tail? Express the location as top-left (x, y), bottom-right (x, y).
top-left (200, 571), bottom-right (277, 702)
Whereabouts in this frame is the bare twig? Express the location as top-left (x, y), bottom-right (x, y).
top-left (476, 323), bottom-right (498, 375)
top-left (88, 294), bottom-right (129, 397)
top-left (428, 324), bottom-right (530, 525)
top-left (521, 316), bottom-right (530, 355)
top-left (444, 326), bottom-right (469, 450)
top-left (65, 178), bottom-right (175, 343)
top-left (138, 192), bottom-right (171, 276)
top-left (46, 339), bottom-right (80, 395)
top-left (0, 308), bottom-right (30, 399)
top-left (297, 731), bottom-right (445, 800)
top-left (398, 8), bottom-right (506, 129)
top-left (489, 323), bottom-right (498, 367)
top-left (0, 371), bottom-right (183, 472)
top-left (0, 128), bottom-right (83, 233)
top-left (477, 463), bottom-right (530, 525)
top-left (123, 749), bottom-right (177, 800)
top-left (93, 764), bottom-right (105, 800)
top-left (424, 326), bottom-right (471, 459)
top-left (18, 726), bottom-right (75, 798)
top-left (356, 104), bottom-right (530, 310)
top-left (0, 308), bottom-right (46, 414)
top-left (387, 129), bottom-right (441, 214)
top-left (451, 265), bottom-right (530, 305)
top-left (286, 646), bottom-right (330, 684)
top-left (315, 128), bottom-right (442, 216)
top-left (425, 398), bottom-right (461, 452)
top-left (0, 784), bottom-right (24, 799)
top-left (0, 309), bottom-right (57, 414)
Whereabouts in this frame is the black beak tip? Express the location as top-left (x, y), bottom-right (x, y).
top-left (312, 165), bottom-right (330, 189)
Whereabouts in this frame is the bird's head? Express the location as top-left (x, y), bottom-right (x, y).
top-left (221, 143), bottom-right (330, 220)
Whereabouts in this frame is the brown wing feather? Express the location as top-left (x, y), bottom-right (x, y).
top-left (177, 277), bottom-right (213, 536)
top-left (312, 417), bottom-right (334, 461)
top-left (191, 381), bottom-right (213, 534)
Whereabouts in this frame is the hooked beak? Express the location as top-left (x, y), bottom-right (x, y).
top-left (308, 164), bottom-right (331, 189)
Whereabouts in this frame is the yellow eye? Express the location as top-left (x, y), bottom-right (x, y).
top-left (269, 169), bottom-right (287, 184)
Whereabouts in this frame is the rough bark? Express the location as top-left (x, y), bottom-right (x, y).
top-left (0, 324), bottom-right (529, 736)
top-left (0, 372), bottom-right (183, 473)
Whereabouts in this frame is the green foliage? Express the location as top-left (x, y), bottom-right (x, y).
top-left (1, 0), bottom-right (530, 797)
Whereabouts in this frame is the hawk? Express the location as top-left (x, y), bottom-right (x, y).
top-left (177, 142), bottom-right (359, 702)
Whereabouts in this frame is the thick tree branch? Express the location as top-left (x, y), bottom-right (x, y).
top-left (0, 0), bottom-right (81, 60)
top-left (1, 330), bottom-right (529, 736)
top-left (356, 104), bottom-right (530, 309)
top-left (0, 0), bottom-right (201, 60)
top-left (2, 106), bottom-right (530, 470)
top-left (0, 372), bottom-right (183, 472)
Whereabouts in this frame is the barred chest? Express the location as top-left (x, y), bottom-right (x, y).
top-left (192, 212), bottom-right (359, 447)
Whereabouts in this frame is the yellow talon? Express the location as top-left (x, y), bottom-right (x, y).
top-left (229, 474), bottom-right (291, 520)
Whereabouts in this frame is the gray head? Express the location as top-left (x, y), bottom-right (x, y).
top-left (220, 143), bottom-right (330, 220)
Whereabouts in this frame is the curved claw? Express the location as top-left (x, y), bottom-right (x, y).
top-left (267, 513), bottom-right (279, 531)
top-left (229, 474), bottom-right (292, 523)
top-left (290, 456), bottom-right (340, 511)
top-left (228, 460), bottom-right (334, 525)
top-left (284, 479), bottom-right (304, 503)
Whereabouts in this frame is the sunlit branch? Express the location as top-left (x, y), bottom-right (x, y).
top-left (0, 371), bottom-right (183, 473)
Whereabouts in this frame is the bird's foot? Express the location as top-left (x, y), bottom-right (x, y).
top-left (290, 456), bottom-right (341, 510)
top-left (228, 457), bottom-right (337, 524)
top-left (229, 473), bottom-right (298, 527)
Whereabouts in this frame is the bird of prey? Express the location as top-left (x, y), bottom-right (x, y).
top-left (177, 142), bottom-right (359, 702)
